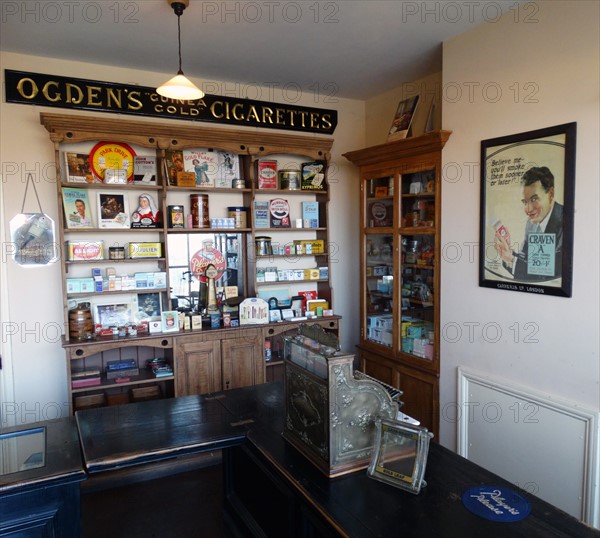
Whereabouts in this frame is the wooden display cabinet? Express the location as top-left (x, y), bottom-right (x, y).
top-left (40, 112), bottom-right (338, 412)
top-left (344, 131), bottom-right (451, 437)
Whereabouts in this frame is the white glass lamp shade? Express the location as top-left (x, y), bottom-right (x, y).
top-left (156, 73), bottom-right (204, 100)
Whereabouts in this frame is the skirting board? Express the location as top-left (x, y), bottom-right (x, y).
top-left (457, 367), bottom-right (599, 528)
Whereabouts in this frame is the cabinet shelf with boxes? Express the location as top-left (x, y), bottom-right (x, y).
top-left (41, 112), bottom-right (337, 412)
top-left (250, 154), bottom-right (332, 309)
top-left (344, 130), bottom-right (451, 437)
top-left (63, 335), bottom-right (174, 411)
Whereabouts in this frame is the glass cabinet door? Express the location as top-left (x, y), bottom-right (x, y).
top-left (364, 175), bottom-right (395, 348)
top-left (399, 170), bottom-right (436, 362)
top-left (365, 233), bottom-right (394, 348)
top-left (365, 175), bottom-right (394, 229)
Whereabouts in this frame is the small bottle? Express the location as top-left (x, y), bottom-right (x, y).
top-left (264, 340), bottom-right (271, 362)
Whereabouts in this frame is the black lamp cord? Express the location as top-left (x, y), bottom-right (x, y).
top-left (172, 2), bottom-right (186, 75)
top-left (177, 12), bottom-right (183, 75)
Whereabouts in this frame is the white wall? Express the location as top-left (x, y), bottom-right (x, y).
top-left (440, 0), bottom-right (599, 447)
top-left (365, 71), bottom-right (442, 147)
top-left (0, 52), bottom-right (364, 424)
top-left (360, 1), bottom-right (599, 523)
top-left (440, 1), bottom-right (599, 523)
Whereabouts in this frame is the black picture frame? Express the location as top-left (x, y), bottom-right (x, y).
top-left (479, 123), bottom-right (576, 297)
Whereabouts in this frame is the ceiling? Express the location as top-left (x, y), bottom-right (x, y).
top-left (1, 1), bottom-right (515, 100)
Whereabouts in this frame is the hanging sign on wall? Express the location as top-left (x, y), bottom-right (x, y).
top-left (4, 70), bottom-right (337, 135)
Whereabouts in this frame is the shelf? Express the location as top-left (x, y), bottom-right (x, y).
top-left (255, 279), bottom-right (327, 287)
top-left (400, 192), bottom-right (435, 198)
top-left (254, 189), bottom-right (328, 196)
top-left (253, 227), bottom-right (326, 233)
top-left (168, 186), bottom-right (252, 194)
top-left (402, 263), bottom-right (434, 270)
top-left (64, 227), bottom-right (164, 233)
top-left (67, 288), bottom-right (168, 298)
top-left (44, 112), bottom-right (336, 414)
top-left (398, 226), bottom-right (435, 234)
top-left (71, 370), bottom-right (174, 393)
top-left (167, 227), bottom-right (250, 233)
top-left (66, 258), bottom-right (166, 265)
top-left (365, 227), bottom-right (394, 234)
top-left (366, 195), bottom-right (394, 202)
top-left (256, 253), bottom-right (328, 260)
top-left (61, 182), bottom-right (162, 190)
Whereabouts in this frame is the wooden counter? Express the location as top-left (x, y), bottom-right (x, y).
top-left (215, 383), bottom-right (599, 538)
top-left (0, 417), bottom-right (86, 537)
top-left (3, 383), bottom-right (597, 537)
top-left (76, 393), bottom-right (248, 473)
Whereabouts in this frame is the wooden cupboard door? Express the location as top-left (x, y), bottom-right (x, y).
top-left (221, 332), bottom-right (264, 390)
top-left (360, 349), bottom-right (396, 386)
top-left (396, 365), bottom-right (439, 438)
top-left (175, 339), bottom-right (221, 396)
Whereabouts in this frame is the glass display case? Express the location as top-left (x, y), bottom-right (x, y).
top-left (344, 131), bottom-right (451, 436)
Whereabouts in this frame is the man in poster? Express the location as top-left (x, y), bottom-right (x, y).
top-left (495, 166), bottom-right (563, 281)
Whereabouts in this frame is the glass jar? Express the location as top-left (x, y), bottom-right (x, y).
top-left (405, 240), bottom-right (420, 264)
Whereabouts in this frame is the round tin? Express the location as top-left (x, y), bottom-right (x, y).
top-left (232, 178), bottom-right (246, 189)
top-left (190, 194), bottom-right (209, 228)
top-left (255, 236), bottom-right (272, 256)
top-left (227, 206), bottom-right (248, 228)
top-left (278, 170), bottom-right (300, 190)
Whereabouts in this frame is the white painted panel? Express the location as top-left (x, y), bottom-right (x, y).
top-left (458, 367), bottom-right (598, 526)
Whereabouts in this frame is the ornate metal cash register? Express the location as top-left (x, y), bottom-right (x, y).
top-left (282, 324), bottom-right (403, 477)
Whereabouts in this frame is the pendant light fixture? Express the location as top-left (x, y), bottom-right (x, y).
top-left (156, 0), bottom-right (204, 100)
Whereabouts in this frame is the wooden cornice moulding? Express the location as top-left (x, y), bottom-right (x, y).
top-left (343, 130), bottom-right (452, 167)
top-left (39, 112), bottom-right (333, 160)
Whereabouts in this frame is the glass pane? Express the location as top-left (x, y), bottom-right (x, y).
top-left (0, 427), bottom-right (45, 475)
top-left (366, 233), bottom-right (394, 347)
top-left (366, 176), bottom-right (394, 229)
top-left (167, 233), bottom-right (245, 314)
top-left (400, 170), bottom-right (435, 228)
top-left (401, 233), bottom-right (435, 360)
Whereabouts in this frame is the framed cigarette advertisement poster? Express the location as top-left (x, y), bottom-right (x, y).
top-left (479, 123), bottom-right (576, 297)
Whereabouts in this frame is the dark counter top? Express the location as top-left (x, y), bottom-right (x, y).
top-left (76, 394), bottom-right (248, 473)
top-left (70, 382), bottom-right (598, 537)
top-left (215, 382), bottom-right (599, 538)
top-left (0, 417), bottom-right (85, 495)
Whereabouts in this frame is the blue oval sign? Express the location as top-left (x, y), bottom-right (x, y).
top-left (462, 486), bottom-right (531, 522)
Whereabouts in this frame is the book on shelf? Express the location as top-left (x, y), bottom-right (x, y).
top-left (62, 187), bottom-right (94, 229)
top-left (106, 358), bottom-right (137, 371)
top-left (301, 201), bottom-right (319, 228)
top-left (106, 367), bottom-right (140, 380)
top-left (63, 151), bottom-right (94, 183)
top-left (71, 376), bottom-right (101, 389)
top-left (183, 149), bottom-right (218, 187)
top-left (71, 368), bottom-right (101, 379)
top-left (133, 156), bottom-right (157, 183)
top-left (253, 201), bottom-right (270, 228)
